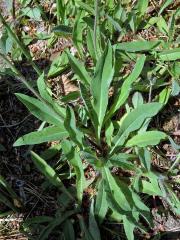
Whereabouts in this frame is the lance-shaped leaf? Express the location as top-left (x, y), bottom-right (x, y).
top-left (123, 215), bottom-right (135, 240)
top-left (53, 25), bottom-right (73, 37)
top-left (73, 10), bottom-right (85, 57)
top-left (104, 170), bottom-right (151, 233)
top-left (105, 120), bottom-right (114, 147)
top-left (66, 51), bottom-right (91, 87)
top-left (116, 40), bottom-right (161, 52)
top-left (61, 140), bottom-right (85, 203)
top-left (102, 167), bottom-right (132, 211)
top-left (86, 28), bottom-right (96, 62)
top-left (15, 93), bottom-right (64, 125)
top-left (14, 126), bottom-right (68, 146)
top-left (126, 131), bottom-right (167, 147)
top-left (89, 199), bottom-right (101, 240)
top-left (95, 180), bottom-right (108, 223)
top-left (106, 55), bottom-right (146, 121)
top-left (91, 42), bottom-right (115, 139)
top-left (158, 0), bottom-right (173, 15)
top-left (137, 148), bottom-right (151, 171)
top-left (111, 103), bottom-right (162, 154)
top-left (79, 83), bottom-right (98, 129)
top-left (107, 153), bottom-right (137, 171)
top-left (48, 52), bottom-right (69, 78)
top-left (37, 73), bottom-right (52, 104)
top-left (63, 220), bottom-right (75, 240)
top-left (31, 151), bottom-right (63, 188)
top-left (136, 0), bottom-right (149, 16)
top-left (64, 106), bottom-right (84, 148)
top-left (158, 48), bottom-right (180, 61)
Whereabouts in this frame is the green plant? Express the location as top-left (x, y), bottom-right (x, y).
top-left (0, 1), bottom-right (179, 239)
top-left (11, 38), bottom-right (180, 239)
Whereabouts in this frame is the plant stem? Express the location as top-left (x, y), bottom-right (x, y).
top-left (93, 0), bottom-right (99, 54)
top-left (0, 12), bottom-right (42, 76)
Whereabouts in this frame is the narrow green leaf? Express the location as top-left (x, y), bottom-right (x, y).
top-left (63, 220), bottom-right (75, 240)
top-left (142, 172), bottom-right (165, 196)
top-left (102, 167), bottom-right (132, 211)
top-left (116, 40), bottom-right (160, 52)
top-left (37, 73), bottom-right (52, 103)
top-left (106, 55), bottom-right (146, 121)
top-left (137, 0), bottom-right (149, 16)
top-left (79, 83), bottom-right (98, 129)
top-left (142, 180), bottom-right (162, 196)
top-left (15, 93), bottom-right (63, 125)
top-left (86, 28), bottom-right (96, 62)
top-left (106, 14), bottom-right (122, 32)
top-left (80, 150), bottom-right (102, 168)
top-left (73, 10), bottom-right (85, 56)
top-left (40, 143), bottom-right (61, 161)
top-left (158, 48), bottom-right (180, 61)
top-left (126, 131), bottom-right (167, 147)
top-left (168, 12), bottom-right (176, 43)
top-left (21, 7), bottom-right (41, 21)
top-left (14, 126), bottom-right (68, 146)
top-left (48, 52), bottom-right (69, 78)
top-left (132, 92), bottom-right (143, 108)
top-left (77, 2), bottom-right (94, 14)
top-left (137, 148), bottom-right (151, 171)
top-left (31, 151), bottom-right (63, 188)
top-left (168, 136), bottom-right (180, 150)
top-left (61, 91), bottom-right (80, 103)
top-left (64, 106), bottom-right (84, 148)
top-left (123, 215), bottom-right (135, 240)
top-left (111, 103), bottom-right (162, 154)
top-left (158, 0), bottom-right (173, 15)
top-left (61, 140), bottom-right (85, 203)
top-left (56, 0), bottom-right (65, 24)
top-left (67, 51), bottom-right (91, 87)
top-left (91, 42), bottom-right (115, 138)
top-left (158, 87), bottom-right (171, 105)
top-left (95, 180), bottom-right (108, 223)
top-left (171, 80), bottom-right (180, 96)
top-left (53, 25), bottom-right (73, 37)
top-left (89, 199), bottom-right (101, 240)
top-left (156, 16), bottom-right (168, 35)
top-left (105, 120), bottom-right (114, 147)
top-left (108, 153), bottom-right (137, 170)
top-left (79, 215), bottom-right (94, 240)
